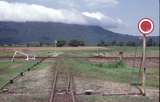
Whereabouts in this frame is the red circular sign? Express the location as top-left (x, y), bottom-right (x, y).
top-left (138, 18), bottom-right (154, 35)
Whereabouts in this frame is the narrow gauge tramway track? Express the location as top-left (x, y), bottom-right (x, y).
top-left (49, 60), bottom-right (76, 102)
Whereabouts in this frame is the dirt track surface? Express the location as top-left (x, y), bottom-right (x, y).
top-left (75, 77), bottom-right (159, 97)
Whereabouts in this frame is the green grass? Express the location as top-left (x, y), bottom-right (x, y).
top-left (110, 46), bottom-right (159, 52)
top-left (0, 51), bottom-right (13, 56)
top-left (0, 59), bottom-right (54, 88)
top-left (0, 60), bottom-right (38, 88)
top-left (145, 68), bottom-right (159, 88)
top-left (0, 46), bottom-right (159, 57)
top-left (66, 46), bottom-right (159, 57)
top-left (68, 59), bottom-right (133, 82)
top-left (67, 58), bottom-right (159, 88)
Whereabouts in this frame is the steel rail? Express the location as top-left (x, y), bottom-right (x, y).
top-left (49, 70), bottom-right (58, 102)
top-left (49, 60), bottom-right (76, 102)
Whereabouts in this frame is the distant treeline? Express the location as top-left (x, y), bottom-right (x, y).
top-left (97, 38), bottom-right (159, 47)
top-left (0, 40), bottom-right (85, 47)
top-left (0, 38), bottom-right (159, 47)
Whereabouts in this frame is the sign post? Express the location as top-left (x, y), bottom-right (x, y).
top-left (138, 18), bottom-right (154, 96)
top-left (54, 40), bottom-right (57, 54)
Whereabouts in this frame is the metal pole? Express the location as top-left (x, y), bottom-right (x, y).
top-left (55, 40), bottom-right (57, 53)
top-left (55, 41), bottom-right (57, 48)
top-left (97, 47), bottom-right (99, 56)
top-left (140, 35), bottom-right (146, 96)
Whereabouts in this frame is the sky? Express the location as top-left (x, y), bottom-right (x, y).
top-left (0, 0), bottom-right (159, 36)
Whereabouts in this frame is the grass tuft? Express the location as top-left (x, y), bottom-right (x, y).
top-left (94, 60), bottom-right (127, 69)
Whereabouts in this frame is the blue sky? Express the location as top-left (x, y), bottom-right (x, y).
top-left (0, 0), bottom-right (159, 36)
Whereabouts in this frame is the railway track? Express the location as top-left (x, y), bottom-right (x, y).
top-left (49, 60), bottom-right (76, 102)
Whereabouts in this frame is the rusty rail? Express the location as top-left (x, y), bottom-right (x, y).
top-left (49, 61), bottom-right (76, 102)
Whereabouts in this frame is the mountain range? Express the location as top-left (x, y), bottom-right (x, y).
top-left (0, 22), bottom-right (159, 45)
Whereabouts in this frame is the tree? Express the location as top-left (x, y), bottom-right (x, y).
top-left (26, 43), bottom-right (30, 47)
top-left (111, 41), bottom-right (117, 46)
top-left (97, 40), bottom-right (105, 46)
top-left (57, 40), bottom-right (66, 47)
top-left (78, 41), bottom-right (85, 46)
top-left (155, 41), bottom-right (160, 46)
top-left (68, 40), bottom-right (85, 47)
top-left (39, 42), bottom-right (43, 47)
top-left (146, 38), bottom-right (153, 46)
top-left (126, 41), bottom-right (136, 46)
top-left (118, 42), bottom-right (124, 46)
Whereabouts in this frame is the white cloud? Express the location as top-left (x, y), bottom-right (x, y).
top-left (0, 1), bottom-right (123, 29)
top-left (84, 0), bottom-right (118, 5)
top-left (82, 11), bottom-right (124, 28)
top-left (82, 12), bottom-right (105, 20)
top-left (0, 1), bottom-right (86, 24)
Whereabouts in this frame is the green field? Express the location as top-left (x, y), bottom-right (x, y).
top-left (0, 46), bottom-right (159, 88)
top-left (64, 46), bottom-right (159, 57)
top-left (67, 58), bottom-right (159, 88)
top-left (0, 46), bottom-right (159, 102)
top-left (0, 46), bottom-right (159, 57)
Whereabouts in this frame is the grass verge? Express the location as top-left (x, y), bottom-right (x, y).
top-left (67, 58), bottom-right (159, 88)
top-left (0, 60), bottom-right (38, 88)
